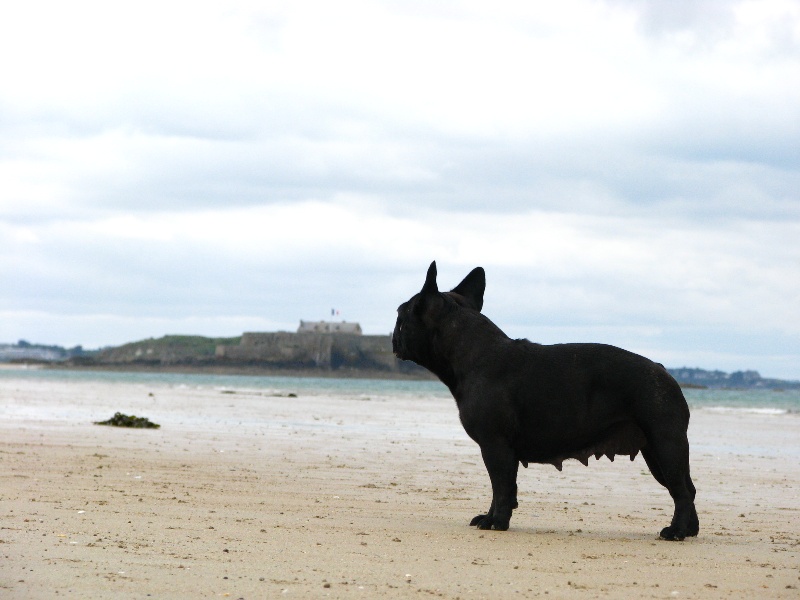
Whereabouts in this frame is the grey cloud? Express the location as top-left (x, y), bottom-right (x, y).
top-left (610, 0), bottom-right (738, 41)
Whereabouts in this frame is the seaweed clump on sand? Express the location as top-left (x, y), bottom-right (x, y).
top-left (94, 412), bottom-right (161, 429)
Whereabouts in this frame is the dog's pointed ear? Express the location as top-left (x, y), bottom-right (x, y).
top-left (420, 261), bottom-right (439, 296)
top-left (450, 266), bottom-right (485, 311)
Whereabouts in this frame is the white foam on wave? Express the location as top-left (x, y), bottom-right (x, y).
top-left (700, 406), bottom-right (789, 416)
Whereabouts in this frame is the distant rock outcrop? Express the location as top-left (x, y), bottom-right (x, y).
top-left (93, 335), bottom-right (240, 366)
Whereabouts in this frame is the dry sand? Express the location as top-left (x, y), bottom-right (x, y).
top-left (1, 374), bottom-right (798, 598)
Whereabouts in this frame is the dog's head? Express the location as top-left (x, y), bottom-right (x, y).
top-left (392, 261), bottom-right (485, 365)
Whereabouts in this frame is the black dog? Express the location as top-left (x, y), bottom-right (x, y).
top-left (392, 262), bottom-right (698, 541)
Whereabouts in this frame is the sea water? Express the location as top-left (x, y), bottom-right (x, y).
top-left (1, 366), bottom-right (798, 415)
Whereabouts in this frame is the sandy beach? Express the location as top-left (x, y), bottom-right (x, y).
top-left (1, 374), bottom-right (798, 598)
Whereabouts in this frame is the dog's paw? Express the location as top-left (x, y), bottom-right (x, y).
top-left (470, 514), bottom-right (489, 527)
top-left (470, 514), bottom-right (509, 531)
top-left (659, 525), bottom-right (691, 541)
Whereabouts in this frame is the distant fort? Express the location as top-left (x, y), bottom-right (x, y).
top-left (213, 320), bottom-right (405, 371)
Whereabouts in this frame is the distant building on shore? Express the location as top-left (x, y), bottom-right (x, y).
top-left (0, 344), bottom-right (65, 362)
top-left (297, 320), bottom-right (362, 335)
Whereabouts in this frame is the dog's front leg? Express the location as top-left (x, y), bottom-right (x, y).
top-left (470, 443), bottom-right (518, 531)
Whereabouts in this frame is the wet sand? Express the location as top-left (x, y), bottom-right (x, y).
top-left (1, 376), bottom-right (798, 598)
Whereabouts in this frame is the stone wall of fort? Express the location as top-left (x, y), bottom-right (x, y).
top-left (215, 332), bottom-right (403, 372)
top-left (216, 332), bottom-right (333, 367)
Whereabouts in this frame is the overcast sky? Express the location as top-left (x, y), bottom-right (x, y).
top-left (1, 0), bottom-right (799, 378)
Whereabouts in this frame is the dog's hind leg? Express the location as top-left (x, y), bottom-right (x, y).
top-left (633, 377), bottom-right (699, 541)
top-left (470, 443), bottom-right (518, 531)
top-left (642, 431), bottom-right (698, 541)
top-left (642, 446), bottom-right (698, 537)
